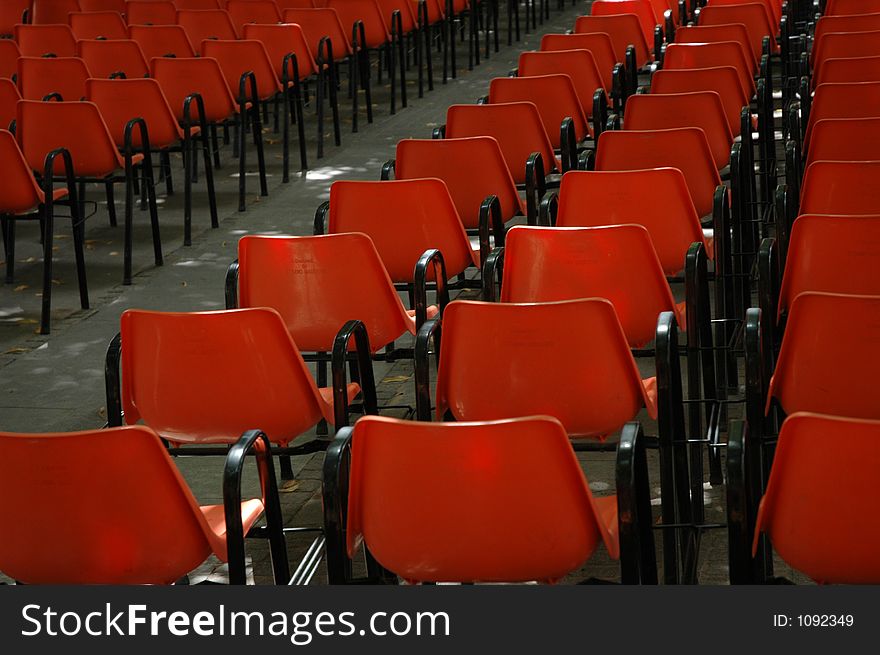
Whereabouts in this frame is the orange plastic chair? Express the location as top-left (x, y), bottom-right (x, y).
top-left (17, 56), bottom-right (90, 101)
top-left (0, 39), bottom-right (21, 81)
top-left (518, 50), bottom-right (608, 119)
top-left (30, 0), bottom-right (82, 24)
top-left (16, 99), bottom-right (163, 284)
top-left (77, 39), bottom-right (150, 78)
top-left (800, 161), bottom-right (880, 216)
top-left (776, 214), bottom-right (880, 320)
top-left (125, 0), bottom-right (178, 24)
top-left (815, 55), bottom-right (880, 86)
top-left (0, 425), bottom-right (289, 585)
top-left (803, 82), bottom-right (880, 154)
top-left (68, 10), bottom-right (128, 40)
top-left (0, 128), bottom-right (86, 335)
top-left (672, 23), bottom-right (758, 71)
top-left (325, 178), bottom-right (485, 284)
top-left (575, 13), bottom-right (652, 68)
top-left (151, 56), bottom-right (268, 211)
top-left (591, 0), bottom-right (661, 59)
top-left (14, 24), bottom-right (78, 58)
top-left (811, 30), bottom-right (880, 75)
top-left (662, 42), bottom-right (755, 99)
top-left (811, 13), bottom-right (880, 68)
top-left (388, 136), bottom-right (526, 228)
top-left (445, 102), bottom-right (562, 184)
top-left (232, 232), bottom-right (442, 353)
top-left (752, 412), bottom-right (880, 584)
top-left (650, 66), bottom-right (747, 138)
top-left (553, 168), bottom-right (709, 276)
top-left (595, 127), bottom-right (721, 218)
top-left (325, 414), bottom-right (656, 584)
top-left (0, 0), bottom-right (30, 38)
top-left (624, 91), bottom-right (733, 169)
top-left (176, 8), bottom-right (239, 43)
top-left (806, 117), bottom-right (880, 167)
top-left (698, 4), bottom-right (777, 60)
top-left (825, 0), bottom-right (880, 16)
top-left (128, 24), bottom-right (196, 58)
top-left (540, 32), bottom-right (619, 96)
top-left (0, 78), bottom-right (20, 129)
top-left (87, 77), bottom-right (219, 244)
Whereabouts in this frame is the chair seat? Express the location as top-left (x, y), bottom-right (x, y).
top-left (200, 498), bottom-right (265, 561)
top-left (592, 494), bottom-right (620, 560)
top-left (642, 375), bottom-right (657, 418)
top-left (318, 382), bottom-right (361, 414)
top-left (405, 305), bottom-right (440, 330)
top-left (11, 187), bottom-right (69, 216)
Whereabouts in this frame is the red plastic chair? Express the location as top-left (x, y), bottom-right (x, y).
top-left (14, 24), bottom-right (78, 58)
top-left (553, 168), bottom-right (709, 276)
top-left (575, 13), bottom-right (652, 68)
top-left (0, 0), bottom-right (30, 38)
top-left (753, 412), bottom-right (880, 584)
top-left (0, 128), bottom-right (86, 334)
top-left (624, 91), bottom-right (733, 169)
top-left (806, 117), bottom-right (880, 167)
top-left (662, 41), bottom-right (755, 99)
top-left (651, 66), bottom-right (749, 137)
top-left (803, 81), bottom-right (880, 154)
top-left (591, 0), bottom-right (661, 60)
top-left (128, 23), bottom-right (196, 58)
top-left (17, 56), bottom-right (90, 101)
top-left (151, 56), bottom-right (268, 211)
top-left (0, 40), bottom-right (20, 80)
top-left (800, 160), bottom-right (880, 216)
top-left (0, 78), bottom-right (20, 129)
top-left (388, 136), bottom-right (526, 228)
top-left (30, 0), bottom-right (82, 24)
top-left (596, 127), bottom-right (721, 218)
top-left (811, 13), bottom-right (880, 68)
top-left (176, 8), bottom-right (239, 43)
top-left (87, 77), bottom-right (219, 245)
top-left (811, 30), bottom-right (880, 75)
top-left (0, 425), bottom-right (288, 585)
top-left (69, 10), bottom-right (128, 39)
top-left (698, 4), bottom-right (777, 60)
top-left (518, 50), bottom-right (608, 119)
top-left (324, 414), bottom-right (656, 584)
top-left (226, 0), bottom-right (283, 30)
top-left (125, 0), bottom-right (178, 24)
top-left (539, 32), bottom-right (620, 97)
top-left (77, 38), bottom-right (150, 78)
top-left (16, 99), bottom-right (163, 284)
top-left (815, 55), bottom-right (880, 86)
top-left (824, 0), bottom-right (880, 16)
top-left (709, 0), bottom-right (780, 23)
top-left (673, 23), bottom-right (757, 71)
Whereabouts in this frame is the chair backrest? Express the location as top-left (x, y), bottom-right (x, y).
top-left (698, 3), bottom-right (776, 59)
top-left (0, 128), bottom-right (44, 215)
top-left (812, 13), bottom-right (880, 66)
top-left (650, 66), bottom-right (747, 136)
top-left (375, 0), bottom-right (418, 32)
top-left (769, 292), bottom-right (880, 418)
top-left (80, 0), bottom-right (127, 9)
top-left (596, 127), bottom-right (721, 218)
top-left (815, 55), bottom-right (880, 86)
top-left (242, 22), bottom-right (319, 77)
top-left (672, 23), bottom-right (757, 70)
top-left (327, 178), bottom-right (476, 281)
top-left (624, 91), bottom-right (732, 169)
top-left (539, 32), bottom-right (617, 91)
top-left (125, 0), bottom-right (178, 24)
top-left (277, 0), bottom-right (317, 7)
top-left (16, 99), bottom-right (123, 176)
top-left (754, 412), bottom-right (880, 585)
top-left (806, 116), bottom-right (880, 167)
top-left (825, 0), bottom-right (880, 17)
top-left (591, 0), bottom-right (658, 53)
top-left (237, 233), bottom-right (412, 352)
top-left (68, 10), bottom-right (128, 39)
top-left (201, 39), bottom-right (280, 100)
top-left (0, 0), bottom-right (30, 38)
top-left (129, 23), bottom-right (197, 58)
top-left (173, 0), bottom-right (222, 8)
top-left (17, 56), bottom-right (90, 101)
top-left (662, 42), bottom-right (754, 99)
top-left (805, 82), bottom-right (880, 153)
top-left (574, 13), bottom-right (651, 67)
top-left (778, 214), bottom-right (880, 317)
top-left (120, 307), bottom-right (330, 445)
top-left (518, 49), bottom-right (606, 117)
top-left (177, 8), bottom-right (239, 44)
top-left (30, 0), bottom-right (82, 24)
top-left (800, 160), bottom-right (880, 215)
top-left (434, 298), bottom-right (653, 436)
top-left (14, 23), bottom-right (78, 57)
top-left (77, 38), bottom-right (151, 78)
top-left (151, 56), bottom-right (238, 122)
top-left (282, 8), bottom-right (353, 58)
top-left (226, 0), bottom-right (283, 30)
top-left (811, 30), bottom-right (880, 73)
top-left (445, 102), bottom-right (560, 183)
top-left (346, 414), bottom-right (611, 583)
top-left (394, 136), bottom-right (524, 227)
top-left (708, 0), bottom-right (780, 23)
top-left (555, 168), bottom-right (706, 275)
top-left (489, 74), bottom-right (591, 146)
top-left (87, 77), bottom-right (182, 148)
top-left (500, 224), bottom-right (680, 347)
top-left (0, 425), bottom-right (225, 585)
top-left (0, 79), bottom-right (21, 131)
top-left (0, 40), bottom-right (21, 81)
top-left (326, 0), bottom-right (389, 49)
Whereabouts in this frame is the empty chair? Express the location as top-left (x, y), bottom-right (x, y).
top-left (752, 412), bottom-right (880, 584)
top-left (0, 0), bottom-right (30, 38)
top-left (0, 40), bottom-right (21, 81)
top-left (708, 0), bottom-right (780, 23)
top-left (624, 91), bottom-right (733, 169)
top-left (17, 56), bottom-right (90, 101)
top-left (128, 24), bottom-right (197, 58)
top-left (77, 39), bottom-right (151, 79)
top-left (518, 50), bottom-right (608, 118)
top-left (698, 4), bottom-right (776, 61)
top-left (176, 8), bottom-right (239, 43)
top-left (125, 0), bottom-right (178, 24)
top-left (651, 67), bottom-right (749, 137)
top-left (811, 30), bottom-right (880, 76)
top-left (575, 13), bottom-right (652, 68)
top-left (323, 414), bottom-right (656, 584)
top-left (672, 23), bottom-right (757, 70)
top-left (811, 13), bottom-right (880, 68)
top-left (539, 32), bottom-right (620, 96)
top-left (0, 425), bottom-right (287, 585)
top-left (799, 161), bottom-right (880, 215)
top-left (0, 129), bottom-right (87, 334)
top-left (14, 24), bottom-right (78, 58)
top-left (802, 82), bottom-right (880, 153)
top-left (226, 0), bottom-right (283, 30)
top-left (30, 0), bottom-right (82, 24)
top-left (68, 10), bottom-right (128, 40)
top-left (815, 55), bottom-right (880, 86)
top-left (591, 0), bottom-right (661, 59)
top-left (806, 117), bottom-right (880, 167)
top-left (662, 42), bottom-right (754, 99)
